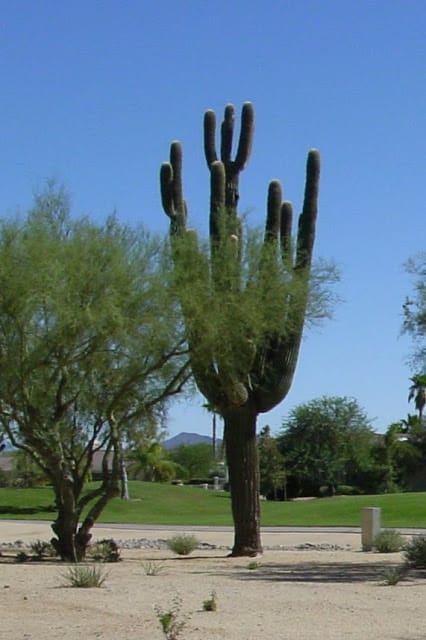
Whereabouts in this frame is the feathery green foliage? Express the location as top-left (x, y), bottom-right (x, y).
top-left (403, 253), bottom-right (426, 368)
top-left (0, 184), bottom-right (189, 561)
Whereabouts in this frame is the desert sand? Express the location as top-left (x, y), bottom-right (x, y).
top-left (1, 520), bottom-right (425, 640)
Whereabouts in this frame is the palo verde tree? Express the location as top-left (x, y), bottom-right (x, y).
top-left (0, 186), bottom-right (189, 561)
top-left (403, 252), bottom-right (426, 369)
top-left (160, 103), bottom-right (336, 555)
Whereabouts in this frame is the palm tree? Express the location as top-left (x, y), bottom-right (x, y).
top-left (202, 402), bottom-right (220, 457)
top-left (128, 442), bottom-right (178, 482)
top-left (408, 375), bottom-right (426, 424)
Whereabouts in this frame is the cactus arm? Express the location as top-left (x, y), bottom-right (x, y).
top-left (160, 162), bottom-right (174, 217)
top-left (159, 145), bottom-right (225, 409)
top-left (221, 104), bottom-right (235, 163)
top-left (280, 201), bottom-right (293, 268)
top-left (254, 333), bottom-right (303, 413)
top-left (170, 141), bottom-right (184, 212)
top-left (295, 149), bottom-right (320, 270)
top-left (265, 180), bottom-right (282, 243)
top-left (254, 150), bottom-right (321, 414)
top-left (190, 353), bottom-right (225, 411)
top-left (204, 103), bottom-right (254, 215)
top-left (204, 110), bottom-right (218, 167)
top-left (234, 102), bottom-right (255, 171)
top-left (159, 141), bottom-right (187, 234)
top-left (209, 161), bottom-right (226, 241)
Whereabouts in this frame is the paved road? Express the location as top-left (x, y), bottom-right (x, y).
top-left (93, 523), bottom-right (426, 535)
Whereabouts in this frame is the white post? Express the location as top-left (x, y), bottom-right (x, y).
top-left (361, 507), bottom-right (381, 550)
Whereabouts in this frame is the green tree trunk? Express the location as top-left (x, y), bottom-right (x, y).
top-left (224, 402), bottom-right (261, 556)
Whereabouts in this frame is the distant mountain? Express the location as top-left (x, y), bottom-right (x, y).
top-left (164, 432), bottom-right (221, 450)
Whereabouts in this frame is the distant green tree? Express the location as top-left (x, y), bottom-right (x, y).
top-left (279, 396), bottom-right (375, 497)
top-left (380, 420), bottom-right (423, 491)
top-left (169, 442), bottom-right (216, 480)
top-left (379, 414), bottom-right (426, 491)
top-left (257, 426), bottom-right (286, 500)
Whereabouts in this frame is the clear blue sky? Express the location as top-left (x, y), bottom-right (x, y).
top-left (1, 1), bottom-right (425, 438)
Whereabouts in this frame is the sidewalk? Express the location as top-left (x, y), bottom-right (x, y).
top-left (2, 519), bottom-right (424, 550)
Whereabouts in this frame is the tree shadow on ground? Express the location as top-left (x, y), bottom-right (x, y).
top-left (231, 561), bottom-right (426, 584)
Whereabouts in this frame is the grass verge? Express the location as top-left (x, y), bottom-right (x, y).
top-left (0, 482), bottom-right (426, 528)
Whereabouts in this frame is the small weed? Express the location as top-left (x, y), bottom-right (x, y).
top-left (15, 551), bottom-right (29, 563)
top-left (154, 596), bottom-right (186, 640)
top-left (247, 561), bottom-right (259, 570)
top-left (143, 560), bottom-right (164, 576)
top-left (166, 534), bottom-right (199, 556)
top-left (87, 538), bottom-right (120, 562)
top-left (373, 530), bottom-right (405, 553)
top-left (202, 590), bottom-right (217, 611)
top-left (61, 564), bottom-right (108, 588)
top-left (381, 565), bottom-right (408, 585)
top-left (29, 539), bottom-right (56, 559)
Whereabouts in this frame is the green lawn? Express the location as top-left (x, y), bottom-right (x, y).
top-left (0, 482), bottom-right (426, 528)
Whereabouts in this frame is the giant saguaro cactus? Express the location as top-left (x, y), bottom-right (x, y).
top-left (160, 103), bottom-right (320, 556)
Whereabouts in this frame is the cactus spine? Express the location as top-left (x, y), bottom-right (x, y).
top-left (160, 103), bottom-right (320, 556)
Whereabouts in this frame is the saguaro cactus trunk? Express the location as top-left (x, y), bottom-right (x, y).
top-left (160, 103), bottom-right (320, 556)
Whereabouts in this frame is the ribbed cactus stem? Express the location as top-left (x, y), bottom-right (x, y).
top-left (280, 201), bottom-right (294, 267)
top-left (170, 141), bottom-right (184, 210)
top-left (265, 180), bottom-right (282, 242)
top-left (235, 102), bottom-right (255, 170)
top-left (210, 161), bottom-right (226, 212)
top-left (296, 149), bottom-right (320, 269)
top-left (159, 140), bottom-right (187, 233)
top-left (160, 162), bottom-right (174, 217)
top-left (221, 104), bottom-right (235, 162)
top-left (210, 161), bottom-right (226, 241)
top-left (204, 102), bottom-right (255, 216)
top-left (204, 110), bottom-right (217, 167)
top-left (159, 103), bottom-right (322, 558)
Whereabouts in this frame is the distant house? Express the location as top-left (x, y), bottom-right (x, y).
top-left (90, 450), bottom-right (114, 479)
top-left (0, 449), bottom-right (114, 483)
